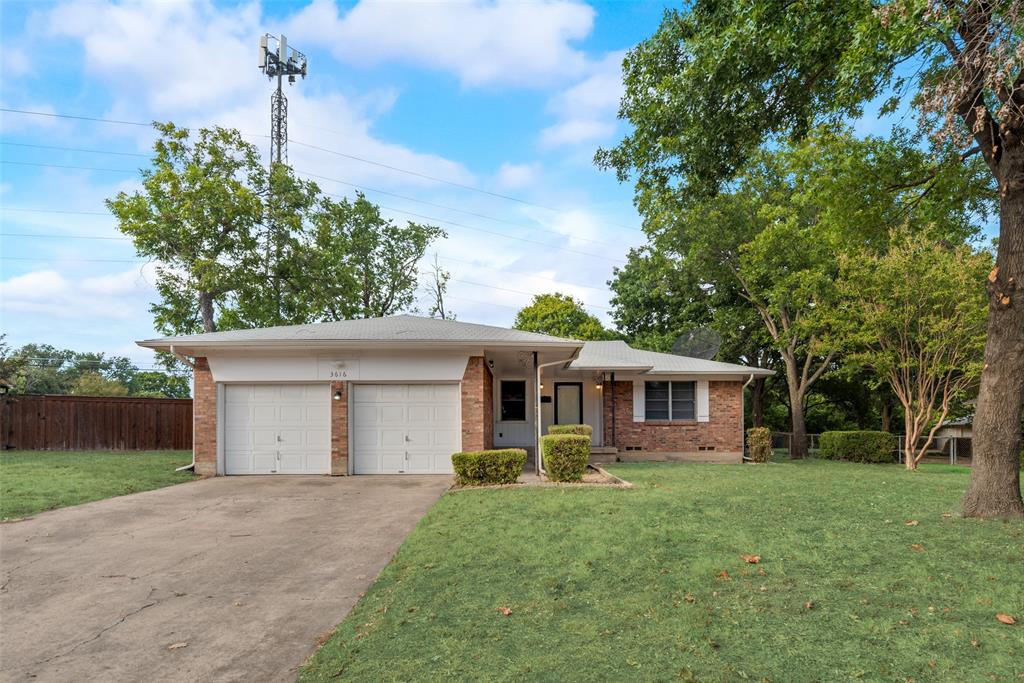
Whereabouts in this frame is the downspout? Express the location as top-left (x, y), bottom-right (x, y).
top-left (741, 372), bottom-right (754, 462)
top-left (610, 372), bottom-right (616, 451)
top-left (170, 345), bottom-right (198, 473)
top-left (535, 350), bottom-right (580, 475)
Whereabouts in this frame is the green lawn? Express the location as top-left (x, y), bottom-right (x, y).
top-left (301, 460), bottom-right (1023, 682)
top-left (0, 450), bottom-right (196, 520)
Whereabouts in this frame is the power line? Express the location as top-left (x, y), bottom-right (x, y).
top-left (0, 105), bottom-right (643, 233)
top-left (1, 160), bottom-right (138, 173)
top-left (0, 141), bottom-right (150, 158)
top-left (0, 176), bottom-right (627, 263)
top-left (0, 144), bottom-right (632, 250)
top-left (0, 231), bottom-right (615, 296)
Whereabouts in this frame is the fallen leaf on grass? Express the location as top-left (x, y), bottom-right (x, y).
top-left (970, 638), bottom-right (980, 648)
top-left (741, 554), bottom-right (761, 564)
top-left (757, 567), bottom-right (767, 576)
top-left (167, 642), bottom-right (188, 651)
top-left (905, 520), bottom-right (919, 526)
top-left (498, 606), bottom-right (512, 617)
top-left (716, 570), bottom-right (731, 581)
top-left (996, 613), bottom-right (1016, 625)
top-left (910, 544), bottom-right (925, 552)
top-left (684, 594), bottom-right (696, 604)
top-left (804, 601), bottom-right (814, 610)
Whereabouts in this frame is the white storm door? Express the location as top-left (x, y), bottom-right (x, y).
top-left (224, 384), bottom-right (331, 475)
top-left (352, 384), bottom-right (460, 474)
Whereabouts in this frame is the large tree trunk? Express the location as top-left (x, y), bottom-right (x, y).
top-left (199, 291), bottom-right (216, 333)
top-left (962, 155), bottom-right (1024, 518)
top-left (781, 354), bottom-right (808, 458)
top-left (751, 377), bottom-right (765, 427)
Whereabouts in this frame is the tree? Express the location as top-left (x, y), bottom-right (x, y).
top-left (514, 293), bottom-right (616, 340)
top-left (70, 372), bottom-right (129, 397)
top-left (128, 371), bottom-right (191, 399)
top-left (0, 336), bottom-right (27, 387)
top-left (303, 193), bottom-right (445, 319)
top-left (108, 123), bottom-right (266, 335)
top-left (838, 232), bottom-right (990, 469)
top-left (424, 254), bottom-right (455, 320)
top-left (609, 129), bottom-right (985, 456)
top-left (598, 0), bottom-right (1021, 513)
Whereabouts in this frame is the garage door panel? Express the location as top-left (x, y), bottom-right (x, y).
top-left (380, 405), bottom-right (405, 423)
top-left (224, 384), bottom-right (331, 475)
top-left (352, 383), bottom-right (459, 474)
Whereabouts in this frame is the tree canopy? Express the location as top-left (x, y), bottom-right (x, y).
top-left (513, 293), bottom-right (617, 341)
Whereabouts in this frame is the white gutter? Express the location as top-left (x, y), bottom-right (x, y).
top-left (741, 372), bottom-right (754, 462)
top-left (535, 350), bottom-right (581, 475)
top-left (170, 345), bottom-right (197, 473)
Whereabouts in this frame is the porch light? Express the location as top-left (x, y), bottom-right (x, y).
top-left (333, 390), bottom-right (343, 401)
top-left (539, 382), bottom-right (544, 389)
top-left (595, 382), bottom-right (603, 390)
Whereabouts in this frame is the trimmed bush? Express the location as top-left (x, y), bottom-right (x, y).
top-left (541, 434), bottom-right (591, 482)
top-left (547, 424), bottom-right (593, 437)
top-left (451, 449), bottom-right (526, 486)
top-left (746, 427), bottom-right (772, 463)
top-left (819, 431), bottom-right (895, 463)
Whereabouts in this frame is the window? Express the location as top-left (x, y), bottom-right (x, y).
top-left (500, 380), bottom-right (527, 421)
top-left (645, 381), bottom-right (695, 420)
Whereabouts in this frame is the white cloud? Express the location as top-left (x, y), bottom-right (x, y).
top-left (495, 162), bottom-right (540, 190)
top-left (539, 50), bottom-right (625, 149)
top-left (0, 101), bottom-right (62, 134)
top-left (37, 0), bottom-right (476, 190)
top-left (2, 47), bottom-right (32, 77)
top-left (47, 0), bottom-right (261, 113)
top-left (286, 0), bottom-right (595, 87)
top-left (0, 264), bottom-right (158, 320)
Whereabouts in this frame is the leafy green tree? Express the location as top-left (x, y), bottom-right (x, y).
top-left (69, 372), bottom-right (129, 397)
top-left (108, 123), bottom-right (266, 334)
top-left (0, 336), bottom-right (27, 388)
top-left (598, 0), bottom-right (1021, 514)
top-left (128, 371), bottom-right (191, 399)
top-left (304, 193), bottom-right (445, 319)
top-left (514, 293), bottom-right (616, 340)
top-left (837, 231), bottom-right (990, 469)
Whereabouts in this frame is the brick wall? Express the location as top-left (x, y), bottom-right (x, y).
top-left (461, 356), bottom-right (493, 452)
top-left (192, 357), bottom-right (217, 476)
top-left (330, 381), bottom-right (348, 475)
top-left (603, 380), bottom-right (743, 455)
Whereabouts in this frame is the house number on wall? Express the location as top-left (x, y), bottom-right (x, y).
top-left (318, 359), bottom-right (360, 380)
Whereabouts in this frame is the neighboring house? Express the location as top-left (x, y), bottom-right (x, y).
top-left (138, 315), bottom-right (773, 476)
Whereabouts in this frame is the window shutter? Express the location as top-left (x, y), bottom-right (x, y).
top-left (696, 380), bottom-right (710, 422)
top-left (632, 381), bottom-right (645, 422)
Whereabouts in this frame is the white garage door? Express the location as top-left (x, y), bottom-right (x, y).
top-left (352, 384), bottom-right (460, 474)
top-left (224, 384), bottom-right (331, 475)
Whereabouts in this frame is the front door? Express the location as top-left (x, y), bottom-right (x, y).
top-left (554, 382), bottom-right (583, 425)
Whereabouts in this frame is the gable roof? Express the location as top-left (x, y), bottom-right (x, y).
top-left (137, 314), bottom-right (580, 351)
top-left (571, 340), bottom-right (773, 376)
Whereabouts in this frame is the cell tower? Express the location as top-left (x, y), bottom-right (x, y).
top-left (258, 34), bottom-right (308, 165)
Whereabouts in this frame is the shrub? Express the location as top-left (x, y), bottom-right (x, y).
top-left (819, 431), bottom-right (895, 463)
top-left (746, 427), bottom-right (772, 463)
top-left (541, 434), bottom-right (591, 482)
top-left (547, 424), bottom-right (593, 437)
top-left (451, 449), bottom-right (527, 486)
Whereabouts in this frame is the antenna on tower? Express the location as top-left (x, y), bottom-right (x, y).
top-left (258, 33), bottom-right (308, 166)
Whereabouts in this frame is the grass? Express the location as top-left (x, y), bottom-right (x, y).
top-left (0, 450), bottom-right (196, 520)
top-left (300, 460), bottom-right (1023, 682)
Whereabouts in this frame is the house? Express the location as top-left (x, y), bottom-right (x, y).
top-left (137, 315), bottom-right (773, 476)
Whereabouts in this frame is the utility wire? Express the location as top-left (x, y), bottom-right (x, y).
top-left (0, 229), bottom-right (615, 295)
top-left (0, 106), bottom-right (644, 233)
top-left (0, 149), bottom-right (631, 251)
top-left (0, 168), bottom-right (627, 264)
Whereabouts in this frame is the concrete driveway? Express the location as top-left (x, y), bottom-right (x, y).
top-left (0, 475), bottom-right (450, 682)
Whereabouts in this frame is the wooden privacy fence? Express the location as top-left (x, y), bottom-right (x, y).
top-left (0, 395), bottom-right (193, 451)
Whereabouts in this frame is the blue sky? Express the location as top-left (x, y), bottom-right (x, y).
top-left (1, 0), bottom-right (675, 364)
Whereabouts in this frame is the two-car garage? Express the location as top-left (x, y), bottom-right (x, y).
top-left (223, 382), bottom-right (459, 475)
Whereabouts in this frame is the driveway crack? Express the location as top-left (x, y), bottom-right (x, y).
top-left (29, 587), bottom-right (164, 668)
